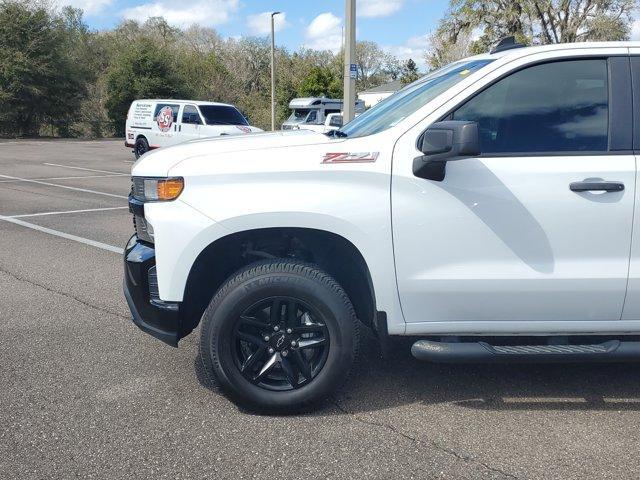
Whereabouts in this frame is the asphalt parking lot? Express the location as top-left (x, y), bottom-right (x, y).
top-left (2, 139), bottom-right (640, 479)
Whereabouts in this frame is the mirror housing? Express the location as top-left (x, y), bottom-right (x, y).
top-left (413, 121), bottom-right (480, 181)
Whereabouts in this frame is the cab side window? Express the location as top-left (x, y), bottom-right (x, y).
top-left (452, 59), bottom-right (609, 154)
top-left (182, 105), bottom-right (202, 125)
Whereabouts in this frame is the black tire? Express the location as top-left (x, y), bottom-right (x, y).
top-left (199, 260), bottom-right (359, 413)
top-left (134, 137), bottom-right (149, 159)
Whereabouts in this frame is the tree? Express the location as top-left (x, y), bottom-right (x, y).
top-left (298, 67), bottom-right (342, 98)
top-left (0, 1), bottom-right (86, 136)
top-left (355, 41), bottom-right (402, 90)
top-left (428, 0), bottom-right (636, 69)
top-left (400, 59), bottom-right (420, 85)
top-left (0, 5), bottom-right (411, 137)
top-left (105, 36), bottom-right (189, 135)
top-left (426, 22), bottom-right (475, 70)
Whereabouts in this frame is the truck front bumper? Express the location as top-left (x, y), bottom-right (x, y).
top-left (123, 235), bottom-right (181, 347)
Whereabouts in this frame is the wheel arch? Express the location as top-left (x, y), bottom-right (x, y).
top-left (179, 227), bottom-right (377, 340)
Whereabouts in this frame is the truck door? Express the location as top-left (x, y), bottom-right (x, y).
top-left (621, 53), bottom-right (640, 321)
top-left (180, 104), bottom-right (202, 142)
top-left (392, 55), bottom-right (635, 332)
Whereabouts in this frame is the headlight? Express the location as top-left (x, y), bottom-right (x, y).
top-left (132, 177), bottom-right (184, 202)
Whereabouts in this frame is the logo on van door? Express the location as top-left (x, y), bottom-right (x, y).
top-left (156, 106), bottom-right (174, 132)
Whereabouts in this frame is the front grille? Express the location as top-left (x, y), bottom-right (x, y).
top-left (133, 214), bottom-right (153, 243)
top-left (132, 177), bottom-right (145, 199)
top-left (148, 266), bottom-right (160, 301)
top-left (282, 124), bottom-right (293, 130)
top-left (130, 181), bottom-right (153, 244)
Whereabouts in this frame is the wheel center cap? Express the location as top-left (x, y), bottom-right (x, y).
top-left (271, 332), bottom-right (288, 351)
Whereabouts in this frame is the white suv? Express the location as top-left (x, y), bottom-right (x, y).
top-left (124, 39), bottom-right (640, 412)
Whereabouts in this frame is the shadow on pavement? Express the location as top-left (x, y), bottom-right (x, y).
top-left (193, 327), bottom-right (640, 415)
top-left (340, 331), bottom-right (640, 413)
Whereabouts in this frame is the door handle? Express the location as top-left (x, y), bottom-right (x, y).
top-left (570, 181), bottom-right (624, 192)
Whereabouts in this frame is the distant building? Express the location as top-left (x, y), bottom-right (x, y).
top-left (358, 79), bottom-right (403, 108)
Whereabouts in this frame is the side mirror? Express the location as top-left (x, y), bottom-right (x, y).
top-left (413, 121), bottom-right (480, 181)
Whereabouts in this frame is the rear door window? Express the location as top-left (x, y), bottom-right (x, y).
top-left (153, 104), bottom-right (180, 122)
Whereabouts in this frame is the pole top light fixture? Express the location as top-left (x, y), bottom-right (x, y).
top-left (272, 11), bottom-right (281, 16)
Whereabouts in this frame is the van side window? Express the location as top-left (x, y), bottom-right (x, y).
top-left (329, 115), bottom-right (343, 127)
top-left (452, 59), bottom-right (609, 154)
top-left (182, 105), bottom-right (202, 125)
top-left (153, 104), bottom-right (179, 122)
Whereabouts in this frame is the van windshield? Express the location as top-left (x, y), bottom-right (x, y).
top-left (199, 105), bottom-right (248, 126)
top-left (287, 109), bottom-right (314, 123)
top-left (339, 59), bottom-right (493, 138)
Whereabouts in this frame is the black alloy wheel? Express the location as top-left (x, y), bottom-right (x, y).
top-left (232, 297), bottom-right (330, 391)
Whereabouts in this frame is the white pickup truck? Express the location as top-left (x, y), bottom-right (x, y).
top-left (124, 39), bottom-right (640, 412)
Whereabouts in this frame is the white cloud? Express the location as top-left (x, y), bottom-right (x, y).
top-left (304, 12), bottom-right (343, 53)
top-left (384, 34), bottom-right (429, 70)
top-left (122, 0), bottom-right (239, 27)
top-left (53, 0), bottom-right (113, 15)
top-left (246, 11), bottom-right (289, 36)
top-left (359, 0), bottom-right (403, 18)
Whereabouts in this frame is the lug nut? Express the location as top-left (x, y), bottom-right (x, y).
top-left (282, 350), bottom-right (288, 357)
top-left (286, 328), bottom-right (292, 334)
top-left (268, 347), bottom-right (275, 354)
top-left (291, 340), bottom-right (297, 347)
top-left (273, 325), bottom-right (280, 332)
top-left (264, 335), bottom-right (270, 342)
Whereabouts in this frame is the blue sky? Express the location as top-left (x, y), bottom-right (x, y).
top-left (60, 0), bottom-right (450, 68)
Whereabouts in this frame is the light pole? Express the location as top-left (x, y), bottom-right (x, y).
top-left (343, 0), bottom-right (356, 123)
top-left (270, 11), bottom-right (281, 131)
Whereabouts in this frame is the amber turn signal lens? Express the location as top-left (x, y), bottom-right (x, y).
top-left (157, 178), bottom-right (184, 201)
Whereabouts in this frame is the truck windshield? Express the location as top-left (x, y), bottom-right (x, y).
top-left (199, 105), bottom-right (248, 126)
top-left (340, 59), bottom-right (493, 138)
top-left (287, 109), bottom-right (313, 123)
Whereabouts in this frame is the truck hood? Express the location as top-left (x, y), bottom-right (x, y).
top-left (131, 129), bottom-right (331, 177)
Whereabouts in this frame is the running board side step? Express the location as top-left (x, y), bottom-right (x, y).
top-left (411, 339), bottom-right (640, 363)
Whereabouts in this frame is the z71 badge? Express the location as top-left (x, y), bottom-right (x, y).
top-left (322, 152), bottom-right (379, 164)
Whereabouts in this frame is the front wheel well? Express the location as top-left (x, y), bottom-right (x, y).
top-left (179, 228), bottom-right (376, 339)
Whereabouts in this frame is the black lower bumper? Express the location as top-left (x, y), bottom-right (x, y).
top-left (123, 235), bottom-right (181, 347)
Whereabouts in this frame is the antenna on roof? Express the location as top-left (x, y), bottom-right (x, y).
top-left (490, 36), bottom-right (526, 54)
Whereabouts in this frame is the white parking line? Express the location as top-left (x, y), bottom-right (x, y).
top-left (0, 215), bottom-right (123, 254)
top-left (0, 174), bottom-right (128, 199)
top-left (9, 206), bottom-right (128, 218)
top-left (0, 174), bottom-right (127, 183)
top-left (43, 163), bottom-right (129, 175)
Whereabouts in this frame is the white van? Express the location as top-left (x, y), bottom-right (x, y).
top-left (125, 99), bottom-right (262, 158)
